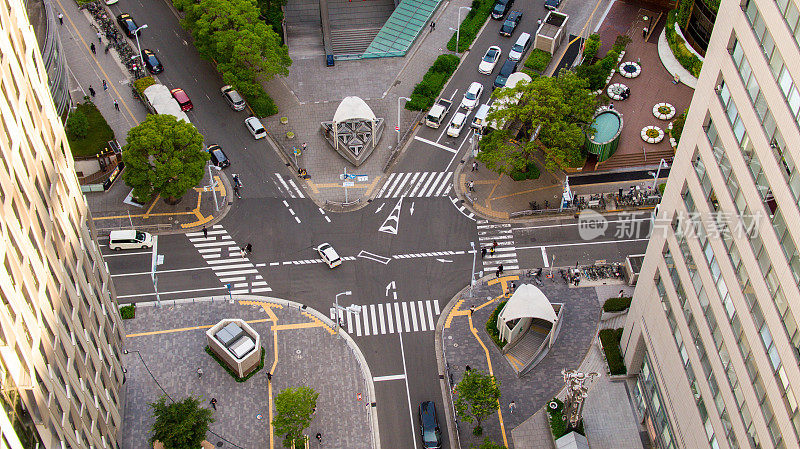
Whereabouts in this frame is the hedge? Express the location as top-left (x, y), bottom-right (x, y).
top-left (244, 89), bottom-right (279, 117)
top-left (120, 305), bottom-right (136, 319)
top-left (485, 300), bottom-right (508, 349)
top-left (446, 0), bottom-right (495, 52)
top-left (602, 296), bottom-right (632, 312)
top-left (658, 183), bottom-right (666, 195)
top-left (547, 398), bottom-right (585, 439)
top-left (524, 49), bottom-right (552, 73)
top-left (599, 328), bottom-right (626, 375)
top-left (66, 102), bottom-right (115, 158)
top-left (205, 346), bottom-right (266, 382)
top-left (665, 11), bottom-right (702, 77)
top-left (582, 34), bottom-right (601, 63)
top-left (406, 54), bottom-right (461, 111)
top-left (509, 162), bottom-right (540, 181)
top-left (671, 109), bottom-right (687, 144)
top-left (133, 76), bottom-right (156, 96)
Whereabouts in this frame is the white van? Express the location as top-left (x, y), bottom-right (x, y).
top-left (109, 230), bottom-right (153, 250)
top-left (508, 32), bottom-right (531, 61)
top-left (471, 104), bottom-right (491, 132)
top-left (447, 112), bottom-right (468, 138)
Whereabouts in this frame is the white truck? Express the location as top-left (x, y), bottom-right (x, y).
top-left (142, 84), bottom-right (190, 123)
top-left (425, 97), bottom-right (453, 128)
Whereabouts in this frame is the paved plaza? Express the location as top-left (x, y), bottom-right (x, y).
top-left (121, 296), bottom-right (376, 449)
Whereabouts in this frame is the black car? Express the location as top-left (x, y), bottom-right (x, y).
top-left (491, 0), bottom-right (514, 19)
top-left (500, 11), bottom-right (523, 36)
top-left (207, 144), bottom-right (230, 168)
top-left (493, 59), bottom-right (518, 88)
top-left (116, 13), bottom-right (138, 38)
top-left (544, 0), bottom-right (561, 9)
top-left (418, 401), bottom-right (442, 449)
top-left (141, 49), bottom-right (163, 74)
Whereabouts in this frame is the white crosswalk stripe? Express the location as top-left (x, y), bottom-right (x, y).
top-left (186, 225), bottom-right (271, 294)
top-left (376, 172), bottom-right (454, 198)
top-left (476, 220), bottom-right (520, 272)
top-left (330, 300), bottom-right (441, 337)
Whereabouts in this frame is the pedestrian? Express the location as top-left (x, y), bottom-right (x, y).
top-left (509, 401), bottom-right (516, 414)
top-left (302, 142), bottom-right (307, 152)
top-left (240, 247), bottom-right (247, 258)
top-left (210, 398), bottom-right (217, 410)
top-left (312, 406), bottom-right (317, 415)
top-left (619, 289), bottom-right (625, 298)
top-left (637, 57), bottom-right (640, 64)
top-left (315, 433), bottom-right (322, 443)
top-left (472, 161), bottom-right (478, 171)
top-left (96, 31), bottom-right (102, 42)
top-left (469, 305), bottom-right (475, 315)
top-left (90, 43), bottom-right (96, 54)
top-left (468, 181), bottom-right (475, 192)
top-left (492, 240), bottom-right (498, 249)
top-left (510, 281), bottom-right (516, 292)
top-left (490, 246), bottom-right (495, 256)
top-left (113, 100), bottom-right (119, 111)
top-left (495, 268), bottom-right (500, 278)
top-left (102, 80), bottom-right (107, 90)
top-left (202, 226), bottom-right (208, 239)
top-left (245, 243), bottom-right (252, 253)
top-left (499, 264), bottom-right (504, 274)
top-left (642, 27), bottom-right (648, 39)
top-left (537, 18), bottom-right (542, 26)
top-left (267, 372), bottom-right (273, 381)
top-left (58, 13), bottom-right (63, 25)
top-left (608, 102), bottom-right (614, 110)
top-left (465, 365), bottom-right (471, 371)
top-left (197, 367), bottom-right (203, 378)
top-left (430, 21), bottom-right (436, 32)
top-left (88, 85), bottom-right (95, 97)
top-left (481, 247), bottom-right (487, 258)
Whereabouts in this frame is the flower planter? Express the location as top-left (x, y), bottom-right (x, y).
top-left (280, 117), bottom-right (289, 125)
top-left (286, 131), bottom-right (295, 139)
top-left (652, 102), bottom-right (675, 120)
top-left (607, 83), bottom-right (629, 101)
top-left (619, 61), bottom-right (641, 78)
top-left (641, 126), bottom-right (664, 144)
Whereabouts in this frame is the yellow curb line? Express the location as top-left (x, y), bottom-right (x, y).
top-left (124, 318), bottom-right (272, 338)
top-left (444, 299), bottom-right (465, 329)
top-left (467, 313), bottom-right (508, 448)
top-left (488, 183), bottom-right (561, 201)
top-left (143, 194), bottom-right (161, 218)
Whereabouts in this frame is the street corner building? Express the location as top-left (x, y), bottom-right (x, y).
top-left (1, 0), bottom-right (126, 447)
top-left (621, 0), bottom-right (800, 448)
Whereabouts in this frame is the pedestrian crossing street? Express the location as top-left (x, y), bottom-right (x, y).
top-left (272, 173), bottom-right (306, 198)
top-left (330, 300), bottom-right (441, 337)
top-left (186, 225), bottom-right (272, 295)
top-left (376, 172), bottom-right (453, 198)
top-left (476, 220), bottom-right (519, 273)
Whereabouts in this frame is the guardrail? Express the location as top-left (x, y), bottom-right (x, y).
top-left (324, 198), bottom-right (362, 208)
top-left (509, 207), bottom-right (579, 218)
top-left (95, 222), bottom-right (173, 234)
top-left (383, 112), bottom-right (424, 172)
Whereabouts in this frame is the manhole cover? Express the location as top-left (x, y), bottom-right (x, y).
top-left (453, 343), bottom-right (459, 347)
top-left (295, 349), bottom-right (302, 355)
top-left (216, 442), bottom-right (223, 447)
top-left (447, 336), bottom-right (453, 340)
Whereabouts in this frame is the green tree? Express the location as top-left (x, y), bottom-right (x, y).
top-left (149, 395), bottom-right (214, 449)
top-left (454, 369), bottom-right (501, 435)
top-left (121, 114), bottom-right (208, 204)
top-left (476, 439), bottom-right (508, 449)
top-left (65, 108), bottom-right (89, 139)
top-left (476, 129), bottom-right (529, 176)
top-left (272, 386), bottom-right (319, 448)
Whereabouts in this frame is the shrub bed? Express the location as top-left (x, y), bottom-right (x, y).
top-left (119, 305), bottom-right (136, 319)
top-left (665, 11), bottom-right (702, 77)
top-left (446, 0), bottom-right (494, 52)
top-left (671, 108), bottom-right (687, 143)
top-left (524, 49), bottom-right (552, 73)
top-left (245, 91), bottom-right (279, 117)
top-left (66, 102), bottom-right (115, 158)
top-left (599, 328), bottom-right (626, 375)
top-left (133, 76), bottom-right (156, 96)
top-left (406, 54), bottom-right (461, 111)
top-left (485, 300), bottom-right (508, 349)
top-left (509, 162), bottom-right (540, 181)
top-left (205, 346), bottom-right (266, 382)
top-left (547, 398), bottom-right (585, 439)
top-left (658, 183), bottom-right (666, 195)
top-left (582, 34), bottom-right (601, 63)
top-left (602, 296), bottom-right (632, 312)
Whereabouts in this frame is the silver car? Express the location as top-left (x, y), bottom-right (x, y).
top-left (244, 116), bottom-right (267, 139)
top-left (221, 85), bottom-right (246, 111)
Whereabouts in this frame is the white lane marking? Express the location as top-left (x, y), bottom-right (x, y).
top-left (402, 302), bottom-right (410, 332)
top-left (378, 304), bottom-right (386, 334)
top-left (386, 303), bottom-right (395, 334)
top-left (513, 217), bottom-right (653, 230)
top-left (346, 309), bottom-right (354, 334)
top-left (399, 333), bottom-right (419, 449)
top-left (358, 250), bottom-right (392, 264)
top-left (250, 287), bottom-right (273, 293)
top-left (445, 128), bottom-right (472, 171)
top-left (116, 286), bottom-right (225, 298)
top-left (370, 304), bottom-right (378, 335)
top-left (354, 307), bottom-right (363, 336)
top-left (415, 135), bottom-right (458, 153)
top-left (274, 174), bottom-right (296, 198)
top-left (418, 172), bottom-right (438, 198)
top-left (409, 301), bottom-right (419, 332)
top-left (408, 172), bottom-right (430, 197)
top-left (424, 172), bottom-right (446, 197)
top-left (287, 178), bottom-right (305, 198)
top-left (376, 173), bottom-right (397, 197)
top-left (515, 237), bottom-right (650, 251)
top-left (379, 197), bottom-right (403, 235)
top-left (394, 302), bottom-right (403, 334)
top-left (426, 300), bottom-right (435, 330)
top-left (435, 172), bottom-right (453, 196)
top-left (219, 276), bottom-right (247, 282)
top-left (434, 300), bottom-right (440, 315)
top-left (101, 251), bottom-right (151, 257)
top-left (418, 300), bottom-right (427, 332)
top-left (362, 306), bottom-right (370, 336)
top-left (401, 172), bottom-right (422, 197)
top-left (542, 247), bottom-right (549, 267)
top-left (384, 172), bottom-right (407, 198)
top-left (449, 196), bottom-right (475, 220)
top-left (373, 374), bottom-right (406, 382)
top-left (111, 266), bottom-right (212, 277)
top-left (391, 173), bottom-right (413, 198)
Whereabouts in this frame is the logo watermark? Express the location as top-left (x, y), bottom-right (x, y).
top-left (578, 210), bottom-right (608, 241)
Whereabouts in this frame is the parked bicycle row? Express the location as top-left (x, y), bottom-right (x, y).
top-left (522, 263), bottom-right (625, 286)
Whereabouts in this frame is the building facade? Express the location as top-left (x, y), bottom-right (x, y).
top-left (622, 0), bottom-right (800, 448)
top-left (0, 0), bottom-right (126, 447)
top-left (24, 0), bottom-right (70, 118)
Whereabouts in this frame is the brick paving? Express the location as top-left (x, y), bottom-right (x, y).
top-left (121, 297), bottom-right (374, 449)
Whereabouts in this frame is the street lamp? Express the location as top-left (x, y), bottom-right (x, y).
top-left (449, 7), bottom-right (472, 53)
top-left (469, 241), bottom-right (477, 296)
top-left (650, 158), bottom-right (669, 191)
top-left (132, 24), bottom-right (148, 62)
top-left (334, 291), bottom-right (354, 337)
top-left (207, 163), bottom-right (222, 211)
top-left (397, 96), bottom-right (411, 146)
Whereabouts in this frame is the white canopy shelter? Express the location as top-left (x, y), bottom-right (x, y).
top-left (333, 96), bottom-right (376, 122)
top-left (499, 284), bottom-right (557, 323)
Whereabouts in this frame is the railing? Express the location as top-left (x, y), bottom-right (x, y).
top-left (334, 50), bottom-right (407, 60)
top-left (324, 198), bottom-right (362, 208)
top-left (383, 111), bottom-right (424, 172)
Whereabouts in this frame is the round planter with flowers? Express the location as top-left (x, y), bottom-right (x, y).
top-left (641, 126), bottom-right (664, 144)
top-left (619, 61), bottom-right (641, 78)
top-left (652, 102), bottom-right (675, 120)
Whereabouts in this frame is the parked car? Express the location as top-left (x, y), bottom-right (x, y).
top-left (418, 401), bottom-right (442, 449)
top-left (491, 0), bottom-right (514, 19)
top-left (460, 82), bottom-right (484, 110)
top-left (244, 116), bottom-right (267, 139)
top-left (170, 88), bottom-right (193, 111)
top-left (544, 0), bottom-right (561, 9)
top-left (221, 85), bottom-right (246, 111)
top-left (500, 11), bottom-right (523, 36)
top-left (493, 59), bottom-right (518, 88)
top-left (447, 112), bottom-right (468, 138)
top-left (317, 243), bottom-right (342, 268)
top-left (116, 13), bottom-right (138, 38)
top-left (108, 230), bottom-right (152, 250)
top-left (207, 144), bottom-right (230, 168)
top-left (478, 46), bottom-right (502, 74)
top-left (508, 32), bottom-right (532, 61)
top-left (141, 49), bottom-right (163, 74)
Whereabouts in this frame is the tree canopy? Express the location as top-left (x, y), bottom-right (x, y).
top-left (149, 395), bottom-right (214, 449)
top-left (484, 70), bottom-right (597, 172)
top-left (272, 386), bottom-right (319, 448)
top-left (121, 114), bottom-right (208, 204)
top-left (454, 369), bottom-right (501, 431)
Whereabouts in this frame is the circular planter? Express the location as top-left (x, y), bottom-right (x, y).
top-left (286, 131), bottom-right (295, 139)
top-left (607, 83), bottom-right (629, 101)
top-left (280, 117), bottom-right (289, 125)
top-left (641, 126), bottom-right (664, 144)
top-left (619, 61), bottom-right (641, 78)
top-left (652, 102), bottom-right (675, 120)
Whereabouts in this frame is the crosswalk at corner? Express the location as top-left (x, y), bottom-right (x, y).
top-left (476, 220), bottom-right (519, 274)
top-left (272, 173), bottom-right (306, 198)
top-left (330, 300), bottom-right (441, 337)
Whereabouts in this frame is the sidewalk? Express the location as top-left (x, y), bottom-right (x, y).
top-left (57, 1), bottom-right (229, 233)
top-left (122, 296), bottom-right (377, 449)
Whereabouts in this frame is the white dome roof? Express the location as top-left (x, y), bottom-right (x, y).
top-left (333, 96), bottom-right (376, 123)
top-left (506, 72), bottom-right (532, 89)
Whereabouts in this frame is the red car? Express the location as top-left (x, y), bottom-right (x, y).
top-left (170, 88), bottom-right (193, 111)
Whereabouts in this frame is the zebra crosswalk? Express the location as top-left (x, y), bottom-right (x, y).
top-left (476, 220), bottom-right (519, 273)
top-left (272, 173), bottom-right (306, 198)
top-left (330, 300), bottom-right (441, 337)
top-left (376, 172), bottom-right (453, 198)
top-left (186, 225), bottom-right (271, 295)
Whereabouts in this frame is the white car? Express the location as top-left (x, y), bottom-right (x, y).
top-left (317, 243), bottom-right (342, 268)
top-left (447, 112), bottom-right (468, 138)
top-left (478, 46), bottom-right (502, 74)
top-left (244, 116), bottom-right (267, 139)
top-left (460, 82), bottom-right (484, 110)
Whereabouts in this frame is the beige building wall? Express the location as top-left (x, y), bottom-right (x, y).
top-left (0, 0), bottom-right (126, 447)
top-left (622, 0), bottom-right (800, 448)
